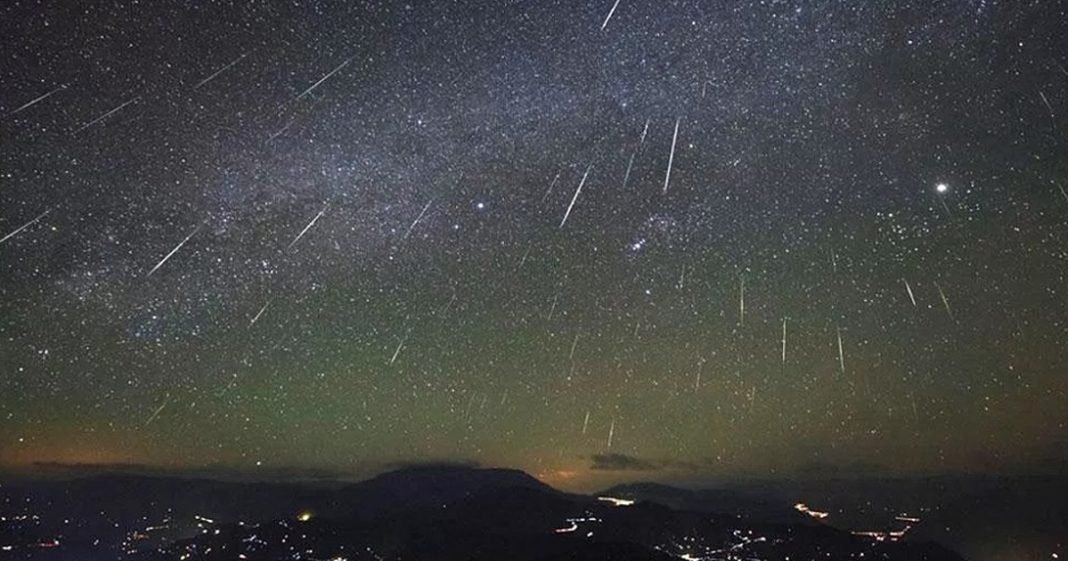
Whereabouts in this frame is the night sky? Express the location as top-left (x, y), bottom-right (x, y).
top-left (2, 0), bottom-right (1067, 491)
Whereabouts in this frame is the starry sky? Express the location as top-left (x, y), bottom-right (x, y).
top-left (2, 0), bottom-right (1067, 491)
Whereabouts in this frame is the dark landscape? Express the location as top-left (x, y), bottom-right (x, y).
top-left (3, 466), bottom-right (1065, 560)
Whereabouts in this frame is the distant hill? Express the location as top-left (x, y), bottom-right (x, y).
top-left (327, 464), bottom-right (576, 521)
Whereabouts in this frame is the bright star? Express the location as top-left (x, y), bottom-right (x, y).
top-left (936, 183), bottom-right (948, 193)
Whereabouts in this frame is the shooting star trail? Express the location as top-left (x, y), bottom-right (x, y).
top-left (1056, 180), bottom-right (1068, 203)
top-left (569, 333), bottom-right (580, 360)
top-left (547, 293), bottom-right (559, 321)
top-left (903, 278), bottom-right (917, 306)
top-left (73, 96), bottom-right (140, 134)
top-left (8, 84), bottom-right (66, 116)
top-left (296, 57), bottom-right (353, 100)
top-left (288, 203), bottom-right (328, 249)
top-left (935, 186), bottom-right (954, 218)
top-left (193, 51), bottom-right (251, 90)
top-left (440, 292), bottom-right (458, 317)
top-left (0, 208), bottom-right (52, 245)
top-left (1038, 90), bottom-right (1055, 124)
top-left (147, 224), bottom-right (202, 277)
top-left (782, 318), bottom-right (788, 365)
top-left (144, 395), bottom-right (170, 427)
top-left (403, 199), bottom-right (433, 240)
top-left (268, 119), bottom-right (295, 141)
top-left (389, 335), bottom-right (407, 365)
top-left (517, 246), bottom-right (532, 270)
top-left (934, 281), bottom-right (954, 321)
top-left (600, 0), bottom-right (622, 30)
top-left (738, 276), bottom-right (745, 326)
top-left (541, 172), bottom-right (561, 203)
top-left (622, 151), bottom-right (636, 189)
top-left (582, 411), bottom-right (590, 434)
top-left (559, 163), bottom-right (592, 228)
top-left (607, 418), bottom-right (615, 449)
top-left (639, 117), bottom-right (650, 145)
top-left (695, 359), bottom-right (703, 391)
top-left (464, 393), bottom-right (476, 422)
top-left (250, 301), bottom-right (271, 326)
top-left (836, 326), bottom-right (846, 374)
top-left (663, 117), bottom-right (680, 194)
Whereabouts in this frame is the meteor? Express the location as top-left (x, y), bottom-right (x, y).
top-left (836, 326), bottom-right (845, 374)
top-left (903, 279), bottom-right (917, 307)
top-left (8, 84), bottom-right (66, 116)
top-left (559, 164), bottom-right (592, 228)
top-left (147, 224), bottom-right (202, 277)
top-left (403, 199), bottom-right (434, 240)
top-left (296, 57), bottom-right (353, 100)
top-left (250, 301), bottom-right (271, 326)
top-left (288, 203), bottom-right (328, 249)
top-left (600, 0), bottom-right (622, 30)
top-left (0, 208), bottom-right (52, 246)
top-left (193, 51), bottom-right (251, 90)
top-left (663, 117), bottom-right (680, 194)
top-left (73, 96), bottom-right (140, 134)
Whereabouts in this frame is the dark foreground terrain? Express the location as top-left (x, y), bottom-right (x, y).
top-left (0, 466), bottom-right (976, 561)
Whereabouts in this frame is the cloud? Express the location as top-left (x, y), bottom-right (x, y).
top-left (589, 453), bottom-right (659, 472)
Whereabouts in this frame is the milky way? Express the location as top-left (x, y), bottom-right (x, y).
top-left (1, 0), bottom-right (1066, 490)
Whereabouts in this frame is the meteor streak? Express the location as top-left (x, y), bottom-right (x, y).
top-left (144, 395), bottom-right (170, 427)
top-left (147, 224), bottom-right (202, 277)
top-left (8, 84), bottom-right (66, 116)
top-left (738, 276), bottom-right (745, 326)
top-left (73, 96), bottom-right (140, 134)
top-left (250, 301), bottom-right (271, 326)
top-left (389, 335), bottom-right (407, 365)
top-left (782, 318), bottom-right (788, 365)
top-left (934, 281), bottom-right (954, 321)
top-left (663, 117), bottom-right (680, 193)
top-left (288, 204), bottom-right (328, 249)
top-left (600, 0), bottom-right (622, 30)
top-left (0, 208), bottom-right (52, 246)
top-left (296, 57), bottom-right (353, 100)
top-left (193, 52), bottom-right (251, 90)
top-left (403, 199), bottom-right (434, 240)
top-left (559, 164), bottom-right (592, 228)
top-left (836, 326), bottom-right (846, 374)
top-left (903, 279), bottom-right (917, 307)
